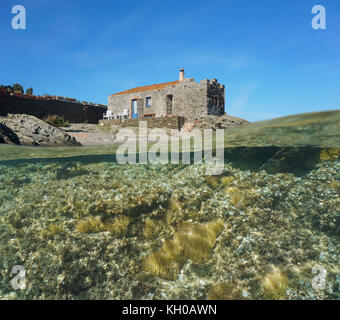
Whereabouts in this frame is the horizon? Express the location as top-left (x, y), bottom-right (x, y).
top-left (1, 0), bottom-right (339, 121)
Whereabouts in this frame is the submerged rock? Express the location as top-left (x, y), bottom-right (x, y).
top-left (0, 114), bottom-right (81, 146)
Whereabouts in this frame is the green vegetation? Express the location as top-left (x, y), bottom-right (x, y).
top-left (0, 83), bottom-right (104, 107)
top-left (142, 218), bottom-right (163, 239)
top-left (41, 223), bottom-right (64, 238)
top-left (207, 283), bottom-right (243, 300)
top-left (12, 83), bottom-right (24, 94)
top-left (26, 87), bottom-right (33, 95)
top-left (43, 115), bottom-right (69, 128)
top-left (262, 268), bottom-right (288, 299)
top-left (76, 216), bottom-right (104, 234)
top-left (225, 185), bottom-right (259, 208)
top-left (320, 148), bottom-right (340, 161)
top-left (206, 176), bottom-right (220, 189)
top-left (1, 83), bottom-right (33, 96)
top-left (103, 215), bottom-right (131, 236)
top-left (143, 219), bottom-right (224, 280)
top-left (75, 215), bottom-right (130, 236)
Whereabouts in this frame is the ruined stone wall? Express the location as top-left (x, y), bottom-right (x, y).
top-left (207, 79), bottom-right (225, 117)
top-left (0, 93), bottom-right (107, 124)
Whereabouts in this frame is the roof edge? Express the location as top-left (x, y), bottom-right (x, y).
top-left (109, 80), bottom-right (180, 97)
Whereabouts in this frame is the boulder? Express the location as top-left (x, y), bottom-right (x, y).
top-left (0, 114), bottom-right (81, 146)
top-left (216, 114), bottom-right (249, 129)
top-left (196, 114), bottom-right (249, 130)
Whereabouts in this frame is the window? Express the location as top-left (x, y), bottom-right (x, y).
top-left (166, 95), bottom-right (173, 114)
top-left (145, 97), bottom-right (152, 108)
top-left (143, 113), bottom-right (155, 118)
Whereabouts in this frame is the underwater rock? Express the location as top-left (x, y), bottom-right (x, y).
top-left (260, 147), bottom-right (321, 174)
top-left (222, 146), bottom-right (321, 174)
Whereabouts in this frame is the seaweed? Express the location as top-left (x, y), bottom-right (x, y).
top-left (143, 219), bottom-right (224, 280)
top-left (262, 268), bottom-right (288, 300)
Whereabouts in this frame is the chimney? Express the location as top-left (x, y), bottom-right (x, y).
top-left (179, 68), bottom-right (185, 81)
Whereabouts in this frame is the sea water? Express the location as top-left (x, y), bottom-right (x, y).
top-left (0, 111), bottom-right (339, 300)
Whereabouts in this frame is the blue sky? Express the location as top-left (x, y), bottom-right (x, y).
top-left (0, 0), bottom-right (339, 121)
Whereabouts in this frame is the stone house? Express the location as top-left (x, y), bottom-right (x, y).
top-left (108, 69), bottom-right (225, 121)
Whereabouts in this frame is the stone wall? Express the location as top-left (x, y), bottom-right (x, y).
top-left (0, 92), bottom-right (107, 124)
top-left (108, 78), bottom-right (225, 122)
top-left (99, 115), bottom-right (185, 130)
top-left (207, 79), bottom-right (225, 117)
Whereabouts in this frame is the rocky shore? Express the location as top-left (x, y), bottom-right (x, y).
top-left (0, 114), bottom-right (81, 146)
top-left (0, 113), bottom-right (249, 147)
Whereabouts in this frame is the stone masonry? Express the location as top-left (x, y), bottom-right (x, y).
top-left (108, 69), bottom-right (225, 121)
top-left (99, 115), bottom-right (185, 130)
top-left (0, 90), bottom-right (107, 124)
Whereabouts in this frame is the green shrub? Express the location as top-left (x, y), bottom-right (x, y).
top-left (43, 115), bottom-right (69, 128)
top-left (12, 83), bottom-right (23, 94)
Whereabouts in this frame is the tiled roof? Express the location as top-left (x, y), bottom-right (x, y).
top-left (111, 80), bottom-right (180, 96)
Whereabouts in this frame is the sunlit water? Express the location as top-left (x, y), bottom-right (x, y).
top-left (0, 111), bottom-right (339, 300)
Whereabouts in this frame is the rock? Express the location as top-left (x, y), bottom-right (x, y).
top-left (0, 114), bottom-right (81, 146)
top-left (260, 147), bottom-right (321, 174)
top-left (0, 123), bottom-right (20, 144)
top-left (216, 114), bottom-right (250, 129)
top-left (196, 114), bottom-right (249, 130)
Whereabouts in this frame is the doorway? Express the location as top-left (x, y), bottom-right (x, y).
top-left (131, 99), bottom-right (138, 119)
